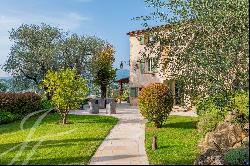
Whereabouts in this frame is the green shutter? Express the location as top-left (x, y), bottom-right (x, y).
top-left (130, 88), bottom-right (137, 97)
top-left (152, 58), bottom-right (158, 73)
top-left (140, 36), bottom-right (145, 45)
top-left (140, 61), bottom-right (145, 74)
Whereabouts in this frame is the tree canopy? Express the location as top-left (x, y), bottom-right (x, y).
top-left (0, 80), bottom-right (8, 92)
top-left (3, 23), bottom-right (109, 92)
top-left (136, 0), bottom-right (249, 101)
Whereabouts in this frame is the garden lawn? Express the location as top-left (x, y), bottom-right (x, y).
top-left (145, 116), bottom-right (202, 165)
top-left (0, 114), bottom-right (118, 165)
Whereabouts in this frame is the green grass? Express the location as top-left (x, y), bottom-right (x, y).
top-left (0, 113), bottom-right (118, 165)
top-left (145, 116), bottom-right (202, 165)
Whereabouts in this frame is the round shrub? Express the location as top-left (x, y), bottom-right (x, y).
top-left (138, 83), bottom-right (173, 128)
top-left (224, 147), bottom-right (249, 165)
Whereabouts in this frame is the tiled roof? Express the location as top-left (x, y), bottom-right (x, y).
top-left (127, 24), bottom-right (171, 36)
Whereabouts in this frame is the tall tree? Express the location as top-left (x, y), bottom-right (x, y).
top-left (91, 44), bottom-right (116, 98)
top-left (136, 0), bottom-right (249, 101)
top-left (3, 23), bottom-right (63, 88)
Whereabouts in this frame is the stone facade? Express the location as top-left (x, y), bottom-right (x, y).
top-left (127, 26), bottom-right (183, 107)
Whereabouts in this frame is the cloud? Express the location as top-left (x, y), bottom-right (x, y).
top-left (68, 12), bottom-right (90, 21)
top-left (0, 11), bottom-right (91, 77)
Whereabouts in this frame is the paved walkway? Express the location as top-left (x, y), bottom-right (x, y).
top-left (85, 104), bottom-right (149, 165)
top-left (69, 104), bottom-right (197, 165)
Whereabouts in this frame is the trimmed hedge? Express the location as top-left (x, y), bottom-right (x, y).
top-left (0, 92), bottom-right (41, 116)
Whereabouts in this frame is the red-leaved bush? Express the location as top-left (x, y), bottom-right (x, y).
top-left (0, 93), bottom-right (41, 115)
top-left (138, 83), bottom-right (174, 128)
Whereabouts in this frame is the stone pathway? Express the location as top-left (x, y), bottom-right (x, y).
top-left (69, 104), bottom-right (197, 165)
top-left (88, 104), bottom-right (149, 165)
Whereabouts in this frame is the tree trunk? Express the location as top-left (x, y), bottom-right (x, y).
top-left (46, 92), bottom-right (52, 101)
top-left (152, 135), bottom-right (157, 151)
top-left (43, 86), bottom-right (52, 100)
top-left (62, 113), bottom-right (67, 124)
top-left (154, 121), bottom-right (162, 128)
top-left (101, 85), bottom-right (107, 109)
top-left (101, 85), bottom-right (107, 99)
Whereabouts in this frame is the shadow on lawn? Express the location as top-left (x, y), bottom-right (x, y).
top-left (0, 138), bottom-right (103, 150)
top-left (0, 138), bottom-right (102, 164)
top-left (162, 121), bottom-right (197, 129)
top-left (1, 156), bottom-right (90, 165)
top-left (0, 114), bottom-right (116, 135)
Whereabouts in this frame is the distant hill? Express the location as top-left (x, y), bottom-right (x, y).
top-left (115, 69), bottom-right (129, 81)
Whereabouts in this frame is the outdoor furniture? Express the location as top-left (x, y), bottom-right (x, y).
top-left (88, 99), bottom-right (99, 114)
top-left (97, 98), bottom-right (106, 109)
top-left (106, 98), bottom-right (116, 114)
top-left (83, 104), bottom-right (90, 111)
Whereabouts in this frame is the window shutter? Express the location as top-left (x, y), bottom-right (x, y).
top-left (140, 61), bottom-right (145, 74)
top-left (152, 58), bottom-right (158, 73)
top-left (147, 59), bottom-right (151, 72)
top-left (130, 88), bottom-right (138, 97)
top-left (140, 36), bottom-right (145, 45)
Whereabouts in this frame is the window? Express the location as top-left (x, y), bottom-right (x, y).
top-left (139, 35), bottom-right (149, 45)
top-left (146, 58), bottom-right (157, 73)
top-left (130, 87), bottom-right (138, 97)
top-left (139, 58), bottom-right (157, 74)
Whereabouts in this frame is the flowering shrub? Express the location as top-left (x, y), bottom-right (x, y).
top-left (138, 83), bottom-right (173, 128)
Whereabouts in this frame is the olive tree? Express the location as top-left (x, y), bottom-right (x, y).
top-left (3, 23), bottom-right (110, 93)
top-left (41, 68), bottom-right (88, 124)
top-left (3, 23), bottom-right (63, 89)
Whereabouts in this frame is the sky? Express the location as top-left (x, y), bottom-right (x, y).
top-left (0, 0), bottom-right (159, 77)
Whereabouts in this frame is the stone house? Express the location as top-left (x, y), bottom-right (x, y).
top-left (127, 25), bottom-right (187, 108)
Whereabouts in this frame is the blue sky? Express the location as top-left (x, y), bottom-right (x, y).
top-left (0, 0), bottom-right (159, 77)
